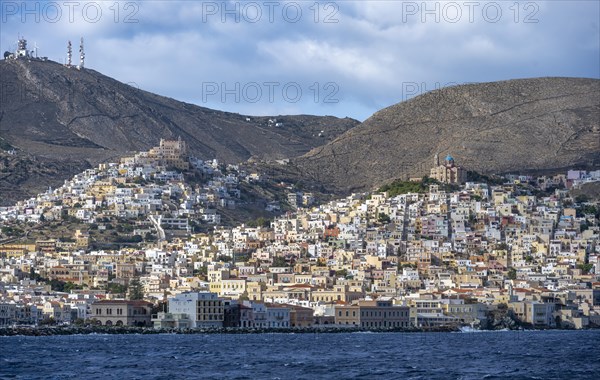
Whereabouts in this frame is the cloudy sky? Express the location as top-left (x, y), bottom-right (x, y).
top-left (2, 1), bottom-right (599, 121)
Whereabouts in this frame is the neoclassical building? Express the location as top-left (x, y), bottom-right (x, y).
top-left (91, 300), bottom-right (153, 327)
top-left (147, 137), bottom-right (189, 170)
top-left (430, 154), bottom-right (467, 184)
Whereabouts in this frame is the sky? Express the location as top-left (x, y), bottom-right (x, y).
top-left (1, 0), bottom-right (599, 121)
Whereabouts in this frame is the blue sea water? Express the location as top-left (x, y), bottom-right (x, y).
top-left (1, 330), bottom-right (599, 379)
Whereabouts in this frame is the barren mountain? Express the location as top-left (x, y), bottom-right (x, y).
top-left (0, 59), bottom-right (358, 205)
top-left (295, 77), bottom-right (600, 193)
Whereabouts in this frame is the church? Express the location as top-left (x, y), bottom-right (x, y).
top-left (430, 154), bottom-right (467, 184)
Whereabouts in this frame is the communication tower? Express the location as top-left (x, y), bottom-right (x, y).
top-left (77, 37), bottom-right (85, 70)
top-left (66, 40), bottom-right (72, 67)
top-left (16, 37), bottom-right (29, 58)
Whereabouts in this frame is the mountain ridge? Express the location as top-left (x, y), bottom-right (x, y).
top-left (0, 58), bottom-right (358, 205)
top-left (294, 77), bottom-right (600, 193)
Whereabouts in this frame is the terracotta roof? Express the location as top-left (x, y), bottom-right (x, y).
top-left (512, 288), bottom-right (533, 294)
top-left (446, 288), bottom-right (474, 293)
top-left (93, 300), bottom-right (152, 306)
top-left (265, 303), bottom-right (290, 308)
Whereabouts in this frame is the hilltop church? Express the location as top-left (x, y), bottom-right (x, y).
top-left (430, 154), bottom-right (467, 184)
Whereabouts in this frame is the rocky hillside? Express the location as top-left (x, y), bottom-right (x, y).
top-left (295, 77), bottom-right (600, 193)
top-left (0, 59), bottom-right (358, 205)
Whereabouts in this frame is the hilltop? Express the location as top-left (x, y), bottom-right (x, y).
top-left (294, 77), bottom-right (600, 193)
top-left (0, 59), bottom-right (358, 205)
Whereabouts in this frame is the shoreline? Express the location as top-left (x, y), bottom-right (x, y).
top-left (1, 325), bottom-right (458, 336)
top-left (1, 325), bottom-right (595, 337)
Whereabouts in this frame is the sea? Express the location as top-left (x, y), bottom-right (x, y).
top-left (1, 330), bottom-right (599, 379)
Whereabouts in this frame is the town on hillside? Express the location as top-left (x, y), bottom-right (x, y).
top-left (1, 139), bottom-right (599, 331)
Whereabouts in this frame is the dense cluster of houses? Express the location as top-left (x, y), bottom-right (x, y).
top-left (0, 139), bottom-right (275, 231)
top-left (1, 141), bottom-right (599, 330)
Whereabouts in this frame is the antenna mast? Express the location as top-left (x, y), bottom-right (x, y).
top-left (78, 37), bottom-right (85, 70)
top-left (66, 40), bottom-right (72, 67)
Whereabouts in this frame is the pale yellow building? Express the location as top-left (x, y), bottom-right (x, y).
top-left (148, 138), bottom-right (189, 170)
top-left (430, 154), bottom-right (467, 184)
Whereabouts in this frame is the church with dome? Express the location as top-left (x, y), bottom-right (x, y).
top-left (430, 153), bottom-right (467, 184)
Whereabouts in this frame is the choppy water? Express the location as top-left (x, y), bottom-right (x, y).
top-left (1, 330), bottom-right (599, 379)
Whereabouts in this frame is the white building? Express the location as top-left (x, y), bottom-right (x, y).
top-left (167, 291), bottom-right (224, 328)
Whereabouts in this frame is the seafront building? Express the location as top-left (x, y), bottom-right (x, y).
top-left (158, 291), bottom-right (224, 329)
top-left (91, 300), bottom-right (153, 327)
